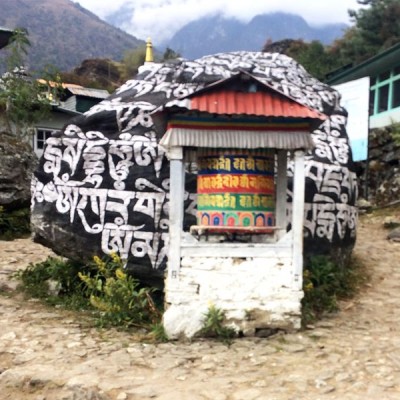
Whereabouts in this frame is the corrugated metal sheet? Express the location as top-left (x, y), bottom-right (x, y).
top-left (66, 87), bottom-right (109, 99)
top-left (62, 97), bottom-right (78, 112)
top-left (188, 90), bottom-right (326, 119)
top-left (37, 80), bottom-right (84, 89)
top-left (160, 128), bottom-right (315, 150)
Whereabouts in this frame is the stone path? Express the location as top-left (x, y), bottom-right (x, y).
top-left (1, 210), bottom-right (400, 400)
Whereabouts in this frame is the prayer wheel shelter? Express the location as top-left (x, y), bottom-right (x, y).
top-left (158, 71), bottom-right (327, 338)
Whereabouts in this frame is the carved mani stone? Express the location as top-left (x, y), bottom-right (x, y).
top-left (31, 52), bottom-right (358, 284)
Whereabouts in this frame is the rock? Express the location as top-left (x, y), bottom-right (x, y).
top-left (282, 343), bottom-right (306, 353)
top-left (383, 217), bottom-right (400, 229)
top-left (358, 125), bottom-right (400, 206)
top-left (314, 378), bottom-right (327, 388)
top-left (335, 372), bottom-right (352, 382)
top-left (163, 304), bottom-right (208, 339)
top-left (357, 197), bottom-right (372, 211)
top-left (31, 52), bottom-right (358, 285)
top-left (0, 134), bottom-right (37, 209)
top-left (232, 389), bottom-right (262, 400)
top-left (321, 385), bottom-right (336, 394)
top-left (200, 391), bottom-right (227, 400)
top-left (387, 227), bottom-right (400, 242)
top-left (46, 279), bottom-right (60, 296)
top-left (1, 331), bottom-right (17, 341)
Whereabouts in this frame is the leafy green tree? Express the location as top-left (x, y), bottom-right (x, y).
top-left (0, 28), bottom-right (52, 138)
top-left (262, 0), bottom-right (400, 81)
top-left (332, 0), bottom-right (400, 65)
top-left (119, 45), bottom-right (181, 81)
top-left (161, 47), bottom-right (181, 62)
top-left (5, 27), bottom-right (31, 69)
top-left (287, 40), bottom-right (339, 81)
top-left (263, 39), bottom-right (339, 81)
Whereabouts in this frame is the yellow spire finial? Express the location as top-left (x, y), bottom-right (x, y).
top-left (145, 37), bottom-right (154, 63)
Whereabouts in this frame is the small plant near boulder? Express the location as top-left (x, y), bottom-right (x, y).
top-left (0, 206), bottom-right (30, 240)
top-left (14, 256), bottom-right (89, 309)
top-left (302, 255), bottom-right (367, 326)
top-left (149, 322), bottom-right (169, 343)
top-left (14, 253), bottom-right (163, 334)
top-left (78, 253), bottom-right (161, 329)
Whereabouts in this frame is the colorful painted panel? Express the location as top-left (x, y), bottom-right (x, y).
top-left (197, 149), bottom-right (275, 230)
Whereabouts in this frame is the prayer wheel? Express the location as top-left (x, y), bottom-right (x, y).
top-left (196, 148), bottom-right (275, 232)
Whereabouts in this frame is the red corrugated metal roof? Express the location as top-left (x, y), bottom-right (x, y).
top-left (189, 90), bottom-right (326, 120)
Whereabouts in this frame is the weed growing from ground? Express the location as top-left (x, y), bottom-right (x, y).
top-left (14, 254), bottom-right (163, 334)
top-left (14, 252), bottom-right (368, 338)
top-left (78, 253), bottom-right (161, 329)
top-left (302, 254), bottom-right (368, 326)
top-left (199, 304), bottom-right (237, 344)
top-left (148, 322), bottom-right (169, 343)
top-left (0, 206), bottom-right (30, 240)
top-left (13, 256), bottom-right (89, 309)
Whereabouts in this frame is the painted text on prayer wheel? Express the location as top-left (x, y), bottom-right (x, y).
top-left (197, 149), bottom-right (275, 231)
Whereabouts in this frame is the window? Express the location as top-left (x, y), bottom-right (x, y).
top-left (393, 79), bottom-right (400, 109)
top-left (36, 129), bottom-right (55, 149)
top-left (33, 128), bottom-right (58, 156)
top-left (378, 85), bottom-right (389, 112)
top-left (369, 88), bottom-right (376, 115)
top-left (379, 70), bottom-right (390, 82)
top-left (370, 65), bottom-right (400, 116)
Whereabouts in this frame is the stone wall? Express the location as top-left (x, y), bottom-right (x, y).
top-left (163, 241), bottom-right (303, 339)
top-left (358, 126), bottom-right (400, 205)
top-left (0, 133), bottom-right (37, 209)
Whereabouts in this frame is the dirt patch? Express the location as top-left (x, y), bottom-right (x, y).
top-left (1, 212), bottom-right (400, 399)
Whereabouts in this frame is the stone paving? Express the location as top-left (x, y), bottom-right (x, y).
top-left (1, 211), bottom-right (400, 400)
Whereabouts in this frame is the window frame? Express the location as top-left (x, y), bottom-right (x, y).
top-left (33, 128), bottom-right (58, 156)
top-left (370, 67), bottom-right (400, 116)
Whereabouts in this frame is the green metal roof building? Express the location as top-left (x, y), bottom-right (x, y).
top-left (328, 43), bottom-right (400, 129)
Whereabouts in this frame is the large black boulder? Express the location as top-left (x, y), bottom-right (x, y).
top-left (31, 52), bottom-right (358, 284)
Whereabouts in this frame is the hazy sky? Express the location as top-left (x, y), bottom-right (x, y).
top-left (75, 0), bottom-right (364, 44)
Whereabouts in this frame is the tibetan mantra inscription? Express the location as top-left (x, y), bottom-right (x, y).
top-left (31, 51), bottom-right (358, 281)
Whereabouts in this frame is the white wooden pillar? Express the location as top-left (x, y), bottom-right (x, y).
top-left (167, 146), bottom-right (184, 281)
top-left (291, 149), bottom-right (305, 289)
top-left (275, 150), bottom-right (288, 240)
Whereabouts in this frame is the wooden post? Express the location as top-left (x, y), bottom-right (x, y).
top-left (291, 150), bottom-right (305, 289)
top-left (275, 150), bottom-right (288, 240)
top-left (167, 146), bottom-right (184, 281)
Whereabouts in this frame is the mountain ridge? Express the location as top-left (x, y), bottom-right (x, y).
top-left (158, 12), bottom-right (347, 59)
top-left (0, 0), bottom-right (144, 72)
top-left (0, 1), bottom-right (348, 74)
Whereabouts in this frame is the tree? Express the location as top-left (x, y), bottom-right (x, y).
top-left (161, 47), bottom-right (181, 62)
top-left (263, 39), bottom-right (339, 81)
top-left (262, 0), bottom-right (400, 81)
top-left (0, 28), bottom-right (52, 138)
top-left (4, 27), bottom-right (31, 69)
top-left (332, 0), bottom-right (400, 65)
top-left (119, 45), bottom-right (181, 81)
top-left (286, 40), bottom-right (339, 81)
